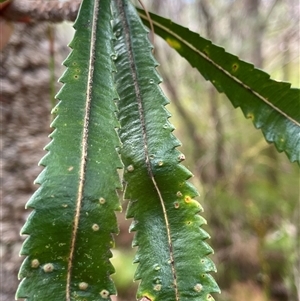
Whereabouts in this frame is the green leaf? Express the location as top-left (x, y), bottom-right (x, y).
top-left (16, 0), bottom-right (122, 300)
top-left (137, 9), bottom-right (300, 163)
top-left (112, 1), bottom-right (219, 300)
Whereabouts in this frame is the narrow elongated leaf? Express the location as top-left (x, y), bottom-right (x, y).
top-left (17, 0), bottom-right (122, 300)
top-left (138, 9), bottom-right (300, 163)
top-left (112, 1), bottom-right (219, 300)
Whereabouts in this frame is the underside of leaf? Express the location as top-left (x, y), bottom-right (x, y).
top-left (138, 9), bottom-right (300, 164)
top-left (17, 1), bottom-right (122, 300)
top-left (112, 1), bottom-right (220, 300)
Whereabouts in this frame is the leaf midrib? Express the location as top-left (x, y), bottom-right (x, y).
top-left (138, 12), bottom-right (300, 128)
top-left (66, 1), bottom-right (99, 299)
top-left (117, 1), bottom-right (179, 299)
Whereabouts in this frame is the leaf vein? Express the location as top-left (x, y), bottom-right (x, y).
top-left (117, 1), bottom-right (179, 299)
top-left (66, 0), bottom-right (99, 299)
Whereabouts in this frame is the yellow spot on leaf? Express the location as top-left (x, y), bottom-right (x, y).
top-left (232, 63), bottom-right (239, 72)
top-left (166, 37), bottom-right (181, 50)
top-left (31, 259), bottom-right (40, 268)
top-left (153, 284), bottom-right (162, 291)
top-left (185, 196), bottom-right (203, 210)
top-left (68, 166), bottom-right (74, 171)
top-left (247, 113), bottom-right (254, 120)
top-left (184, 196), bottom-right (192, 203)
top-left (140, 294), bottom-right (153, 301)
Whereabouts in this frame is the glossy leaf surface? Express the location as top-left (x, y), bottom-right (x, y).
top-left (17, 0), bottom-right (122, 300)
top-left (138, 9), bottom-right (300, 163)
top-left (113, 1), bottom-right (220, 300)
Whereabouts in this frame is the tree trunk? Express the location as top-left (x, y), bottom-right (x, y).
top-left (0, 22), bottom-right (69, 301)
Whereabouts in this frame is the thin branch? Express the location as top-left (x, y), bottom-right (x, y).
top-left (264, 0), bottom-right (280, 23)
top-left (199, 0), bottom-right (226, 181)
top-left (0, 0), bottom-right (81, 23)
top-left (138, 0), bottom-right (155, 48)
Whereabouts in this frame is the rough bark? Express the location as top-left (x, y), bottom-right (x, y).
top-left (0, 22), bottom-right (69, 301)
top-left (0, 0), bottom-right (81, 22)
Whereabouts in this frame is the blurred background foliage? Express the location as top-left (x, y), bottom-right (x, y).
top-left (1, 0), bottom-right (298, 300)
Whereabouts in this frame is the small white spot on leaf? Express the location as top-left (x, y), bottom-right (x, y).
top-left (111, 53), bottom-right (118, 60)
top-left (178, 154), bottom-right (185, 161)
top-left (115, 29), bottom-right (121, 37)
top-left (43, 263), bottom-right (54, 273)
top-left (176, 191), bottom-right (183, 197)
top-left (99, 289), bottom-right (109, 298)
top-left (92, 224), bottom-right (99, 231)
top-left (127, 165), bottom-right (134, 172)
top-left (99, 197), bottom-right (106, 204)
top-left (194, 283), bottom-right (203, 292)
top-left (79, 282), bottom-right (88, 290)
